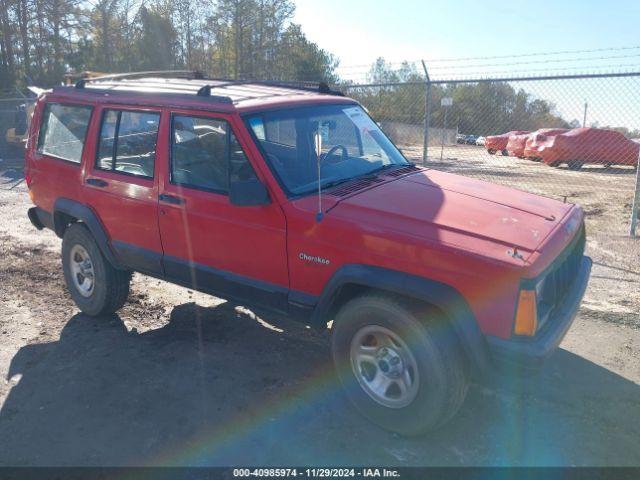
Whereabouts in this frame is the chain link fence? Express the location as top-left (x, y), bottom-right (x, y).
top-left (0, 97), bottom-right (35, 189)
top-left (1, 76), bottom-right (639, 242)
top-left (342, 72), bottom-right (640, 240)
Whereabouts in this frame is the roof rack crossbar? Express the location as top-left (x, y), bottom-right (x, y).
top-left (196, 79), bottom-right (343, 98)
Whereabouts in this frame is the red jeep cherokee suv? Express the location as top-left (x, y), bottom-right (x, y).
top-left (25, 73), bottom-right (591, 435)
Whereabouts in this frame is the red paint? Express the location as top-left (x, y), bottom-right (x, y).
top-left (25, 89), bottom-right (585, 340)
top-left (85, 103), bottom-right (164, 255)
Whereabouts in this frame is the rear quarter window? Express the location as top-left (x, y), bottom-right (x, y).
top-left (37, 103), bottom-right (93, 163)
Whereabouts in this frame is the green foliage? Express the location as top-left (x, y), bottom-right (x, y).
top-left (135, 5), bottom-right (179, 71)
top-left (441, 83), bottom-right (570, 135)
top-left (0, 0), bottom-right (338, 90)
top-left (274, 24), bottom-right (339, 83)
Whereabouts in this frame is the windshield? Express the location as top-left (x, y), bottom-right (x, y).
top-left (245, 104), bottom-right (409, 196)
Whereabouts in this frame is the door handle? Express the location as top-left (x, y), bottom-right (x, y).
top-left (86, 178), bottom-right (108, 188)
top-left (159, 193), bottom-right (185, 205)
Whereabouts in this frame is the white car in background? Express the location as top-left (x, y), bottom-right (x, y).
top-left (475, 136), bottom-right (486, 146)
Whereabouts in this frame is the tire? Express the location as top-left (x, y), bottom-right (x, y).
top-left (62, 223), bottom-right (131, 316)
top-left (331, 295), bottom-right (469, 435)
top-left (567, 160), bottom-right (584, 170)
top-left (487, 149), bottom-right (496, 155)
top-left (501, 149), bottom-right (509, 156)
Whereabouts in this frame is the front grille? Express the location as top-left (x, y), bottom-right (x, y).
top-left (536, 226), bottom-right (586, 329)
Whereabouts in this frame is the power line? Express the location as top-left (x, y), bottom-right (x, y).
top-left (338, 65), bottom-right (640, 85)
top-left (425, 44), bottom-right (640, 63)
top-left (337, 45), bottom-right (640, 70)
top-left (429, 63), bottom-right (640, 79)
top-left (427, 52), bottom-right (640, 70)
top-left (338, 61), bottom-right (421, 71)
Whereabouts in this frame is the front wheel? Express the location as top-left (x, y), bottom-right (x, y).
top-left (487, 149), bottom-right (496, 155)
top-left (331, 295), bottom-right (469, 435)
top-left (62, 223), bottom-right (131, 316)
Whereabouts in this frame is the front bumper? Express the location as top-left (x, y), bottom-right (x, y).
top-left (486, 255), bottom-right (592, 370)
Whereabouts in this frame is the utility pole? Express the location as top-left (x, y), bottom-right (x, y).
top-left (583, 100), bottom-right (588, 127)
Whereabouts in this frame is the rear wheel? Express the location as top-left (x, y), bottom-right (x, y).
top-left (62, 223), bottom-right (131, 316)
top-left (331, 295), bottom-right (469, 435)
top-left (487, 149), bottom-right (496, 155)
top-left (501, 149), bottom-right (509, 156)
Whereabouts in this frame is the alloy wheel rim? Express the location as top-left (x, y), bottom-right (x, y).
top-left (350, 325), bottom-right (419, 409)
top-left (70, 244), bottom-right (95, 298)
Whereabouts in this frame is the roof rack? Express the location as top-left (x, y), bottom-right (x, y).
top-left (74, 70), bottom-right (206, 88)
top-left (68, 71), bottom-right (344, 105)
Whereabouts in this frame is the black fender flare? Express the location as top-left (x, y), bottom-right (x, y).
top-left (53, 198), bottom-right (125, 269)
top-left (311, 264), bottom-right (491, 375)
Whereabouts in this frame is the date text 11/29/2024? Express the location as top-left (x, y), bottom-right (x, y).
top-left (232, 468), bottom-right (400, 478)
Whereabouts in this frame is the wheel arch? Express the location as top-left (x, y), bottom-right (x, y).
top-left (53, 198), bottom-right (124, 269)
top-left (312, 264), bottom-right (491, 376)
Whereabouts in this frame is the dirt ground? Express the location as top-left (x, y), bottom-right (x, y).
top-left (0, 151), bottom-right (639, 467)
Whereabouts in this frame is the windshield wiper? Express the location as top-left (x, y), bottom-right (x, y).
top-left (313, 165), bottom-right (409, 193)
top-left (320, 179), bottom-right (350, 190)
top-left (318, 172), bottom-right (381, 191)
top-left (369, 163), bottom-right (408, 175)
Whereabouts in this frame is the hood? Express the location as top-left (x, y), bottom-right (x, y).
top-left (327, 169), bottom-right (573, 263)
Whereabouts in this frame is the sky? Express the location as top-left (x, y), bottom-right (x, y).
top-left (293, 0), bottom-right (640, 129)
top-left (294, 0), bottom-right (640, 76)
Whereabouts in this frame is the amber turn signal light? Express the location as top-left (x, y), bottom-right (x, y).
top-left (514, 289), bottom-right (537, 336)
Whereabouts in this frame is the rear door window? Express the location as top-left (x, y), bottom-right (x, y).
top-left (37, 103), bottom-right (93, 163)
top-left (96, 109), bottom-right (160, 178)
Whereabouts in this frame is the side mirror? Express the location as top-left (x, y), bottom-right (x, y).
top-left (230, 177), bottom-right (271, 207)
